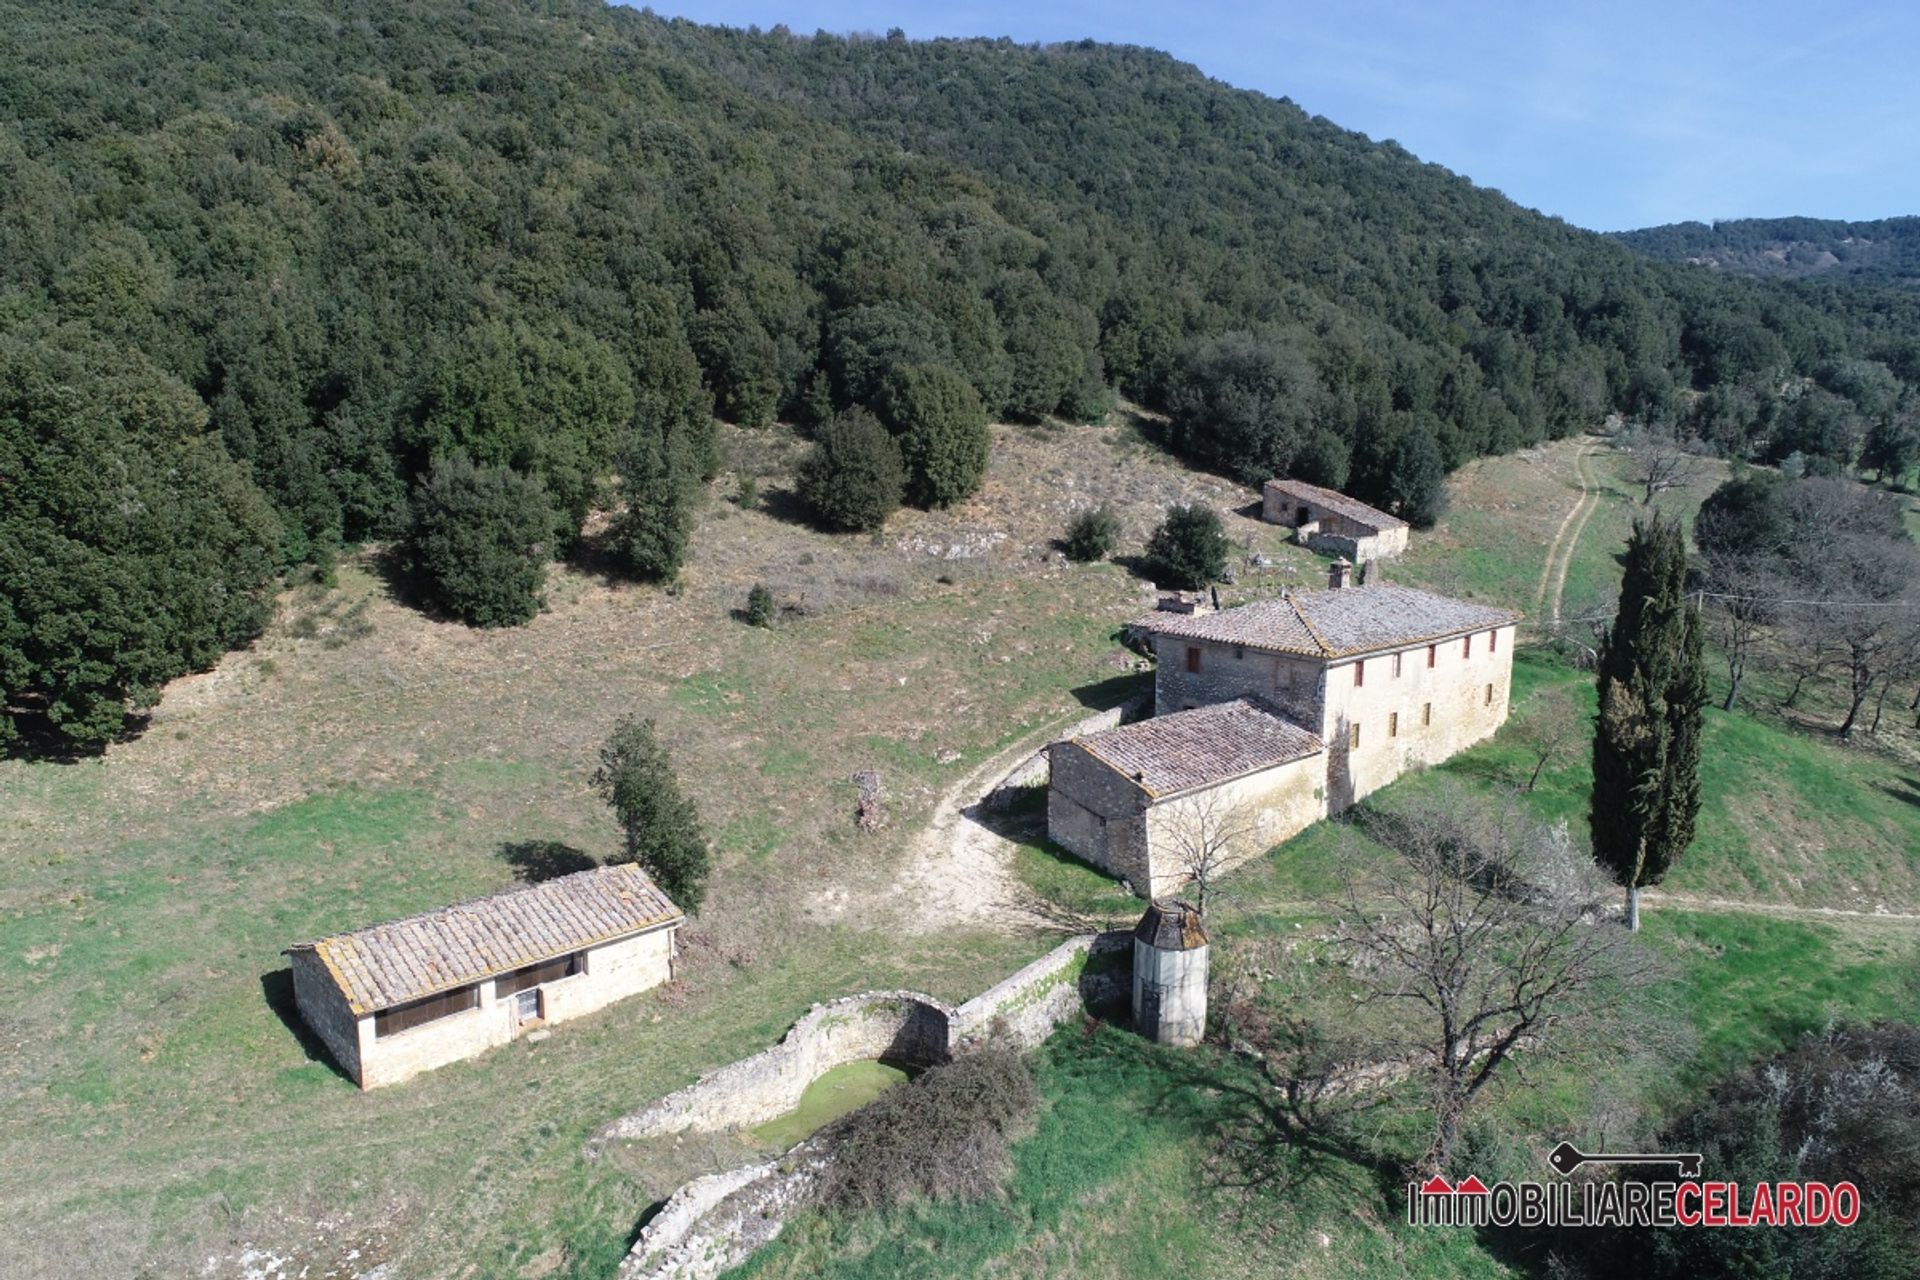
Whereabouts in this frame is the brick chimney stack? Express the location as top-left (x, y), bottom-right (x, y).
top-left (1327, 557), bottom-right (1352, 590)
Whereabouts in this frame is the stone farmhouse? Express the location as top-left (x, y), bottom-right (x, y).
top-left (1048, 563), bottom-right (1520, 899)
top-left (288, 864), bottom-right (683, 1089)
top-left (1263, 477), bottom-right (1409, 562)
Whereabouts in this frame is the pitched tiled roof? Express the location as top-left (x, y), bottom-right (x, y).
top-left (1067, 697), bottom-right (1322, 799)
top-left (290, 864), bottom-right (683, 1015)
top-left (1133, 585), bottom-right (1521, 659)
top-left (1264, 478), bottom-right (1408, 533)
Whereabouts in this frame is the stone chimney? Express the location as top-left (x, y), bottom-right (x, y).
top-left (1327, 557), bottom-right (1352, 590)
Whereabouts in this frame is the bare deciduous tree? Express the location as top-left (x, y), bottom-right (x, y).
top-left (1323, 791), bottom-right (1657, 1173)
top-left (1160, 789), bottom-right (1261, 916)
top-left (1701, 553), bottom-right (1781, 713)
top-left (1510, 685), bottom-right (1585, 792)
top-left (1619, 429), bottom-right (1704, 506)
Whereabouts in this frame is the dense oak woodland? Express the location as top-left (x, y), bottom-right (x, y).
top-left (1618, 215), bottom-right (1920, 289)
top-left (3, 0), bottom-right (1918, 751)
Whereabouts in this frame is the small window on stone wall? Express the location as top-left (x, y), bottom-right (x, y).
top-left (1485, 683), bottom-right (1494, 706)
top-left (1186, 646), bottom-right (1201, 674)
top-left (1393, 652), bottom-right (1403, 678)
top-left (1348, 723), bottom-right (1361, 749)
top-left (374, 985), bottom-right (479, 1038)
top-left (1422, 701), bottom-right (1432, 726)
top-left (1354, 660), bottom-right (1365, 688)
top-left (1489, 629), bottom-right (1498, 654)
top-left (1463, 634), bottom-right (1472, 658)
top-left (1427, 644), bottom-right (1437, 669)
top-left (1389, 711), bottom-right (1399, 737)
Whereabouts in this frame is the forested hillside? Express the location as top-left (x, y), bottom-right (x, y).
top-left (4, 0), bottom-right (1917, 752)
top-left (1617, 215), bottom-right (1920, 288)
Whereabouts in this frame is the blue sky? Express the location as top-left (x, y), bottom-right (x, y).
top-left (639, 1), bottom-right (1920, 231)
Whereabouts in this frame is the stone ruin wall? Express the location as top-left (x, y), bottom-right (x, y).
top-left (594, 990), bottom-right (954, 1144)
top-left (606, 932), bottom-right (1132, 1280)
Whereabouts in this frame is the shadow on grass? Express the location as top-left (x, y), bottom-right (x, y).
top-left (260, 968), bottom-right (356, 1084)
top-left (500, 839), bottom-right (598, 882)
top-left (1878, 777), bottom-right (1920, 810)
top-left (1070, 672), bottom-right (1150, 713)
top-left (1083, 1026), bottom-right (1409, 1219)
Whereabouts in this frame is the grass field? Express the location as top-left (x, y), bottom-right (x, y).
top-left (741, 907), bottom-right (1919, 1280)
top-left (5, 425), bottom-right (1916, 1279)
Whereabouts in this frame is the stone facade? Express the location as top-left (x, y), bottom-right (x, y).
top-left (301, 926), bottom-right (677, 1089)
top-left (1144, 623), bottom-right (1516, 813)
top-left (1052, 585), bottom-right (1520, 901)
top-left (1318, 626), bottom-right (1516, 810)
top-left (1051, 741), bottom-right (1327, 900)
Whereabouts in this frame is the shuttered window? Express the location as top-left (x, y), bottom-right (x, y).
top-left (496, 952), bottom-right (583, 998)
top-left (1427, 644), bottom-right (1436, 669)
top-left (1389, 712), bottom-right (1399, 737)
top-left (1186, 646), bottom-right (1202, 673)
top-left (1354, 660), bottom-right (1365, 688)
top-left (1488, 629), bottom-right (1498, 654)
top-left (374, 985), bottom-right (479, 1038)
top-left (1463, 634), bottom-right (1472, 658)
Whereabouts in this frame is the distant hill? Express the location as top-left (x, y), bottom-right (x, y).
top-left (1616, 216), bottom-right (1920, 289)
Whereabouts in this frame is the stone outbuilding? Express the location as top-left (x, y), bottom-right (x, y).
top-left (1262, 477), bottom-right (1409, 562)
top-left (1047, 696), bottom-right (1325, 899)
top-left (287, 863), bottom-right (684, 1089)
top-left (1132, 901), bottom-right (1208, 1048)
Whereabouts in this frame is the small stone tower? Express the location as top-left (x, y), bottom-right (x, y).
top-left (1132, 900), bottom-right (1209, 1048)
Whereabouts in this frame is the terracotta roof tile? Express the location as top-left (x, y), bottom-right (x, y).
top-left (1133, 585), bottom-right (1521, 659)
top-left (1067, 697), bottom-right (1322, 799)
top-left (1263, 478), bottom-right (1408, 533)
top-left (289, 864), bottom-right (683, 1015)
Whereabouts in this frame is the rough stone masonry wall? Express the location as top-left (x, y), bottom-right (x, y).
top-left (289, 950), bottom-right (362, 1083)
top-left (1150, 634), bottom-right (1324, 725)
top-left (606, 933), bottom-right (1133, 1280)
top-left (1046, 740), bottom-right (1151, 889)
top-left (593, 991), bottom-right (954, 1143)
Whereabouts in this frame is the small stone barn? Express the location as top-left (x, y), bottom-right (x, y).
top-left (1048, 696), bottom-right (1326, 899)
top-left (287, 864), bottom-right (684, 1089)
top-left (1262, 477), bottom-right (1409, 562)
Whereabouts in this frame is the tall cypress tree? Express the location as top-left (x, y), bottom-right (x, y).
top-left (1590, 515), bottom-right (1708, 930)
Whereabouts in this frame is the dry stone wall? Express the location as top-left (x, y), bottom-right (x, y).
top-left (603, 933), bottom-right (1134, 1280)
top-left (594, 991), bottom-right (953, 1144)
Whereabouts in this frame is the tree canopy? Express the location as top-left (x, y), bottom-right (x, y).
top-left (7, 0), bottom-right (1920, 749)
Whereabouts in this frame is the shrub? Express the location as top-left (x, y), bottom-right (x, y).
top-left (1611, 1022), bottom-right (1920, 1279)
top-left (745, 583), bottom-right (775, 627)
top-left (1063, 504), bottom-right (1121, 562)
top-left (799, 407), bottom-right (904, 532)
top-left (820, 1049), bottom-right (1039, 1211)
top-left (407, 455), bottom-right (554, 627)
top-left (1144, 503), bottom-right (1229, 588)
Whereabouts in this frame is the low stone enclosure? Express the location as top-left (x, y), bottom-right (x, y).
top-left (596, 932), bottom-right (1131, 1280)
